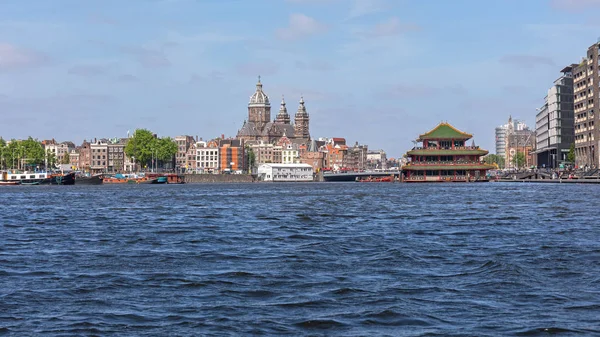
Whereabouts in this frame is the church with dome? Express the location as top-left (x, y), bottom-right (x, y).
top-left (236, 77), bottom-right (311, 145)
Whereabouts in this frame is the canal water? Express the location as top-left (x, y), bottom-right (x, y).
top-left (1, 183), bottom-right (599, 336)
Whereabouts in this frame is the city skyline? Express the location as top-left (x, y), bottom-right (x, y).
top-left (2, 0), bottom-right (600, 157)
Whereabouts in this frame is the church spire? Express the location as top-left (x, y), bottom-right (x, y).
top-left (296, 95), bottom-right (308, 116)
top-left (275, 95), bottom-right (291, 124)
top-left (294, 95), bottom-right (310, 141)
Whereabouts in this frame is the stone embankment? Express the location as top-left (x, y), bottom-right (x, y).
top-left (183, 174), bottom-right (255, 183)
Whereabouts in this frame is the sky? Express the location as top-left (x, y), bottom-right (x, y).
top-left (2, 0), bottom-right (600, 157)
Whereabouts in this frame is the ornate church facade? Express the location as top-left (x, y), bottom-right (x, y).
top-left (236, 77), bottom-right (311, 145)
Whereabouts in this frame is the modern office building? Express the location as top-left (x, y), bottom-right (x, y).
top-left (573, 41), bottom-right (600, 168)
top-left (535, 65), bottom-right (576, 168)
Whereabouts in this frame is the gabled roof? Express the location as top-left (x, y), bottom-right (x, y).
top-left (418, 122), bottom-right (472, 141)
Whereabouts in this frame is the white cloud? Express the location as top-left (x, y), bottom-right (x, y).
top-left (365, 17), bottom-right (421, 37)
top-left (276, 14), bottom-right (327, 40)
top-left (499, 54), bottom-right (555, 68)
top-left (121, 46), bottom-right (171, 68)
top-left (68, 64), bottom-right (111, 77)
top-left (235, 61), bottom-right (279, 77)
top-left (0, 43), bottom-right (48, 69)
top-left (550, 0), bottom-right (600, 11)
top-left (117, 74), bottom-right (139, 82)
top-left (286, 0), bottom-right (338, 3)
top-left (347, 0), bottom-right (387, 19)
top-left (295, 59), bottom-right (334, 71)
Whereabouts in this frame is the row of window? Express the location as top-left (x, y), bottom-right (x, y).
top-left (197, 150), bottom-right (218, 155)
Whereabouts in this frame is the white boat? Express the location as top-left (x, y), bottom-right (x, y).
top-left (1, 170), bottom-right (48, 185)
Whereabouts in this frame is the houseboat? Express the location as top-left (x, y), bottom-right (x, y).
top-left (103, 173), bottom-right (160, 184)
top-left (1, 170), bottom-right (75, 185)
top-left (1, 170), bottom-right (48, 185)
top-left (402, 122), bottom-right (495, 182)
top-left (75, 173), bottom-right (104, 185)
top-left (145, 173), bottom-right (179, 184)
top-left (45, 172), bottom-right (76, 185)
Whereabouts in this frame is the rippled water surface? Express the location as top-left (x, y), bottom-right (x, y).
top-left (1, 183), bottom-right (600, 336)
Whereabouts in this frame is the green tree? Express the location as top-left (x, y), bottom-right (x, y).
top-left (61, 152), bottom-right (70, 165)
top-left (483, 154), bottom-right (505, 168)
top-left (1, 138), bottom-right (44, 170)
top-left (246, 145), bottom-right (255, 172)
top-left (125, 129), bottom-right (156, 168)
top-left (5, 140), bottom-right (20, 169)
top-left (156, 137), bottom-right (177, 162)
top-left (567, 143), bottom-right (575, 163)
top-left (512, 151), bottom-right (526, 169)
top-left (124, 129), bottom-right (178, 170)
top-left (0, 138), bottom-right (6, 169)
top-left (21, 137), bottom-right (45, 168)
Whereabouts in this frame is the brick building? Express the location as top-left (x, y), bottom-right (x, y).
top-left (175, 135), bottom-right (196, 172)
top-left (219, 139), bottom-right (245, 173)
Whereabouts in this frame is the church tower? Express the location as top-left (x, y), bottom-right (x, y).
top-left (275, 96), bottom-right (291, 124)
top-left (294, 96), bottom-right (310, 141)
top-left (248, 76), bottom-right (271, 130)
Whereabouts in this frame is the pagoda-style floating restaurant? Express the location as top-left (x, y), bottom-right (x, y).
top-left (402, 122), bottom-right (495, 182)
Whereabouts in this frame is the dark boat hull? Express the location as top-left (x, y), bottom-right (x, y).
top-left (40, 172), bottom-right (76, 185)
top-left (75, 175), bottom-right (103, 185)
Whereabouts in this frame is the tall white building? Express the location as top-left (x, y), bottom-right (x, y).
top-left (495, 117), bottom-right (528, 157)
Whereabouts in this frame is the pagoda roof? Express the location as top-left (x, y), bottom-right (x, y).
top-left (417, 122), bottom-right (472, 141)
top-left (402, 164), bottom-right (496, 171)
top-left (407, 149), bottom-right (489, 156)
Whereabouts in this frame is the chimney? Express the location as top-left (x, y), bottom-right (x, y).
top-left (221, 134), bottom-right (225, 139)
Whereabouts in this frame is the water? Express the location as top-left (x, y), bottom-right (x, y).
top-left (1, 183), bottom-right (599, 336)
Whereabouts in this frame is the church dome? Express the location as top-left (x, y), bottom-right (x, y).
top-left (249, 76), bottom-right (270, 106)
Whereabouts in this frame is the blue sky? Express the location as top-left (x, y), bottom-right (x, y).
top-left (1, 0), bottom-right (600, 157)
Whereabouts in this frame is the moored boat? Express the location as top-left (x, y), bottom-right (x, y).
top-left (154, 176), bottom-right (168, 184)
top-left (75, 174), bottom-right (104, 185)
top-left (2, 170), bottom-right (49, 185)
top-left (103, 173), bottom-right (158, 184)
top-left (42, 172), bottom-right (76, 185)
top-left (0, 180), bottom-right (21, 186)
top-left (145, 173), bottom-right (183, 184)
top-left (358, 176), bottom-right (394, 182)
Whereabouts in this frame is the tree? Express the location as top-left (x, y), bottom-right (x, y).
top-left (4, 140), bottom-right (20, 169)
top-left (156, 137), bottom-right (177, 162)
top-left (512, 151), bottom-right (526, 169)
top-left (0, 138), bottom-right (6, 169)
top-left (21, 137), bottom-right (45, 168)
top-left (483, 154), bottom-right (505, 169)
top-left (124, 129), bottom-right (156, 169)
top-left (246, 145), bottom-right (255, 172)
top-left (124, 129), bottom-right (178, 170)
top-left (1, 138), bottom-right (44, 170)
top-left (567, 143), bottom-right (575, 163)
top-left (61, 152), bottom-right (70, 165)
